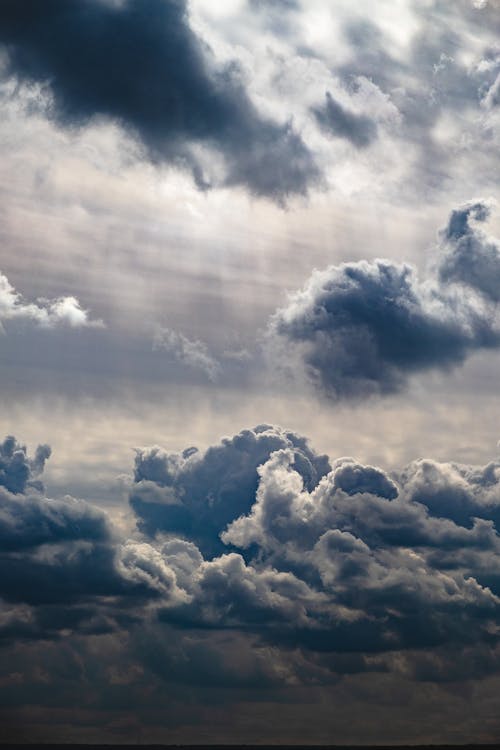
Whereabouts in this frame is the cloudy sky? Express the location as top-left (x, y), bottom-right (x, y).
top-left (1, 0), bottom-right (500, 744)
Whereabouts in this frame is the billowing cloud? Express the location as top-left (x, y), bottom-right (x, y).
top-left (267, 200), bottom-right (500, 399)
top-left (4, 422), bottom-right (500, 745)
top-left (0, 435), bottom-right (187, 640)
top-left (125, 424), bottom-right (500, 662)
top-left (130, 424), bottom-right (330, 557)
top-left (129, 425), bottom-right (500, 657)
top-left (8, 422), bottom-right (500, 661)
top-left (0, 271), bottom-right (101, 330)
top-left (0, 0), bottom-right (319, 200)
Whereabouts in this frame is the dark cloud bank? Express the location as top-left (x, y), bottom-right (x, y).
top-left (0, 0), bottom-right (319, 200)
top-left (269, 199), bottom-right (500, 399)
top-left (4, 422), bottom-right (500, 740)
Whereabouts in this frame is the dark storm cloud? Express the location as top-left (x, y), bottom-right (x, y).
top-left (0, 435), bottom-right (190, 641)
top-left (312, 91), bottom-right (378, 148)
top-left (268, 200), bottom-right (500, 400)
top-left (126, 428), bottom-right (500, 659)
top-left (6, 424), bottom-right (500, 661)
top-left (130, 424), bottom-right (330, 557)
top-left (5, 424), bottom-right (500, 706)
top-left (0, 0), bottom-right (319, 200)
top-left (0, 435), bottom-right (50, 494)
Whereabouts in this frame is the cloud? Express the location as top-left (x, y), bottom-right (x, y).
top-left (0, 435), bottom-right (187, 638)
top-left (438, 199), bottom-right (500, 302)
top-left (112, 423), bottom-right (500, 665)
top-left (312, 91), bottom-right (378, 148)
top-left (0, 270), bottom-right (102, 330)
top-left (153, 327), bottom-right (220, 381)
top-left (0, 0), bottom-right (320, 201)
top-left (130, 424), bottom-right (330, 557)
top-left (5, 422), bottom-right (500, 709)
top-left (0, 435), bottom-right (50, 494)
top-left (126, 424), bottom-right (500, 659)
top-left (267, 200), bottom-right (500, 399)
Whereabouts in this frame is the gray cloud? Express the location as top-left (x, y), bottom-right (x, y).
top-left (0, 436), bottom-right (188, 638)
top-left (268, 200), bottom-right (500, 400)
top-left (126, 424), bottom-right (500, 660)
top-left (312, 91), bottom-right (378, 148)
top-left (4, 423), bottom-right (500, 744)
top-left (130, 424), bottom-right (330, 557)
top-left (0, 435), bottom-right (50, 494)
top-left (153, 327), bottom-right (221, 382)
top-left (0, 0), bottom-right (320, 201)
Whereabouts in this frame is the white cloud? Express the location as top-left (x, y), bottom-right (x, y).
top-left (0, 270), bottom-right (103, 330)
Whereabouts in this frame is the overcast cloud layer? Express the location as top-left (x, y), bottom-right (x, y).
top-left (1, 0), bottom-right (500, 745)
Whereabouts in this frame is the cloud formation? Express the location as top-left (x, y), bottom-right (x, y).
top-left (438, 199), bottom-right (500, 302)
top-left (130, 424), bottom-right (330, 557)
top-left (4, 421), bottom-right (500, 741)
top-left (0, 271), bottom-right (101, 330)
top-left (153, 327), bottom-right (220, 381)
top-left (0, 0), bottom-right (319, 200)
top-left (127, 424), bottom-right (500, 667)
top-left (7, 422), bottom-right (500, 664)
top-left (0, 435), bottom-right (187, 640)
top-left (268, 200), bottom-right (500, 399)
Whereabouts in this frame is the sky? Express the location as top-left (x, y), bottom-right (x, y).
top-left (1, 0), bottom-right (500, 744)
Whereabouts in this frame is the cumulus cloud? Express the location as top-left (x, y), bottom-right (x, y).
top-left (5, 423), bottom-right (500, 698)
top-left (0, 0), bottom-right (320, 201)
top-left (0, 271), bottom-right (102, 330)
top-left (130, 424), bottom-right (330, 557)
top-left (153, 327), bottom-right (220, 381)
top-left (267, 200), bottom-right (500, 399)
top-left (0, 435), bottom-right (186, 639)
top-left (125, 425), bottom-right (500, 662)
top-left (0, 435), bottom-right (50, 494)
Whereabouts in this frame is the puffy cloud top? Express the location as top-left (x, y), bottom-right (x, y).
top-left (0, 271), bottom-right (101, 330)
top-left (0, 435), bottom-right (50, 494)
top-left (126, 425), bottom-right (500, 660)
top-left (268, 200), bottom-right (500, 399)
top-left (5, 424), bottom-right (500, 690)
top-left (130, 424), bottom-right (331, 556)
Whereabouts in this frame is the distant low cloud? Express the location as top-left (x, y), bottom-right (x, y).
top-left (0, 0), bottom-right (320, 201)
top-left (267, 199), bottom-right (500, 399)
top-left (0, 270), bottom-right (102, 330)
